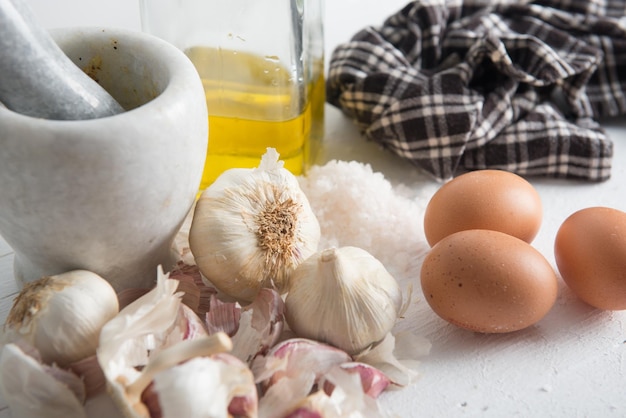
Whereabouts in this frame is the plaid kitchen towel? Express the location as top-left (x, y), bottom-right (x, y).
top-left (327, 0), bottom-right (626, 181)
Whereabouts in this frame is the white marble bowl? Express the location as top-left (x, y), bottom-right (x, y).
top-left (0, 27), bottom-right (208, 291)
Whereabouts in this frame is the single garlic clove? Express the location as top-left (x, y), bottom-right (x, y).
top-left (0, 343), bottom-right (87, 418)
top-left (189, 148), bottom-right (321, 303)
top-left (285, 246), bottom-right (402, 355)
top-left (3, 269), bottom-right (119, 367)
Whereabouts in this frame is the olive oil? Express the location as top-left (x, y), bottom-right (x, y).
top-left (185, 47), bottom-right (324, 190)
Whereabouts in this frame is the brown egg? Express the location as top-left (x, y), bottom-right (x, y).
top-left (420, 229), bottom-right (558, 333)
top-left (554, 206), bottom-right (626, 310)
top-left (423, 170), bottom-right (542, 247)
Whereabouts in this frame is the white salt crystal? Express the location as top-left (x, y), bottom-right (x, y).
top-left (298, 160), bottom-right (433, 283)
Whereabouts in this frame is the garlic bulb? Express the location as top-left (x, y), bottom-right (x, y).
top-left (3, 270), bottom-right (119, 367)
top-left (149, 351), bottom-right (258, 418)
top-left (189, 148), bottom-right (321, 302)
top-left (104, 333), bottom-right (237, 418)
top-left (284, 247), bottom-right (402, 355)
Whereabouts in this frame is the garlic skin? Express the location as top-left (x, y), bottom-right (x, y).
top-left (151, 352), bottom-right (258, 418)
top-left (98, 267), bottom-right (187, 396)
top-left (189, 148), bottom-right (321, 302)
top-left (258, 362), bottom-right (388, 418)
top-left (98, 267), bottom-right (241, 418)
top-left (285, 247), bottom-right (402, 355)
top-left (3, 270), bottom-right (119, 367)
top-left (0, 343), bottom-right (87, 418)
top-left (206, 288), bottom-right (285, 365)
top-left (252, 338), bottom-right (352, 393)
top-left (280, 371), bottom-right (389, 418)
top-left (354, 332), bottom-right (428, 387)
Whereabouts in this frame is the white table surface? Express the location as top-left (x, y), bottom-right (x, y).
top-left (2, 1), bottom-right (626, 417)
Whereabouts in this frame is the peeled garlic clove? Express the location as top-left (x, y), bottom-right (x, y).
top-left (285, 246), bottom-right (402, 355)
top-left (189, 148), bottom-right (321, 303)
top-left (0, 343), bottom-right (87, 418)
top-left (3, 270), bottom-right (119, 367)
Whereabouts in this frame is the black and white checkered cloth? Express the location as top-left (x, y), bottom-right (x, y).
top-left (327, 0), bottom-right (626, 181)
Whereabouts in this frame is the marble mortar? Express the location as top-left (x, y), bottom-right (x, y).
top-left (0, 27), bottom-right (208, 291)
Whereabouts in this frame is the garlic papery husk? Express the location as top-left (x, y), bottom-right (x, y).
top-left (68, 354), bottom-right (107, 398)
top-left (321, 362), bottom-right (391, 399)
top-left (189, 147), bottom-right (321, 303)
top-left (206, 288), bottom-right (285, 364)
top-left (253, 339), bottom-right (393, 417)
top-left (284, 246), bottom-right (402, 355)
top-left (259, 368), bottom-right (388, 418)
top-left (0, 342), bottom-right (87, 418)
top-left (104, 332), bottom-right (233, 418)
top-left (170, 261), bottom-right (217, 315)
top-left (3, 270), bottom-right (119, 367)
top-left (97, 267), bottom-right (223, 418)
top-left (252, 338), bottom-right (351, 393)
top-left (354, 331), bottom-right (431, 387)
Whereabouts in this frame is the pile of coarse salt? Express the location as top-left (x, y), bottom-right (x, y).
top-left (298, 160), bottom-right (434, 284)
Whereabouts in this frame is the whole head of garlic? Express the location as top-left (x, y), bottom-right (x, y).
top-left (189, 148), bottom-right (321, 303)
top-left (284, 246), bottom-right (402, 355)
top-left (3, 270), bottom-right (119, 367)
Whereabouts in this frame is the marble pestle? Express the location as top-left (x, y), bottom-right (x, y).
top-left (0, 0), bottom-right (124, 120)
